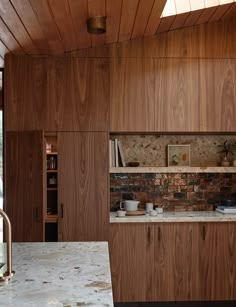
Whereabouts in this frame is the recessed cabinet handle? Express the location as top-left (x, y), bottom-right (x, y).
top-left (158, 226), bottom-right (161, 242)
top-left (61, 203), bottom-right (64, 218)
top-left (202, 225), bottom-right (206, 241)
top-left (35, 207), bottom-right (39, 222)
top-left (147, 226), bottom-right (151, 243)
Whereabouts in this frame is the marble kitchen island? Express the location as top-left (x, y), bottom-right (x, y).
top-left (0, 242), bottom-right (113, 307)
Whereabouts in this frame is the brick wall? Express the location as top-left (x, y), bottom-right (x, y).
top-left (110, 173), bottom-right (236, 212)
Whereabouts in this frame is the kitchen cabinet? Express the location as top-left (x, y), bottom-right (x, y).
top-left (5, 131), bottom-right (45, 242)
top-left (5, 55), bottom-right (109, 132)
top-left (199, 59), bottom-right (236, 132)
top-left (153, 223), bottom-right (200, 301)
top-left (5, 130), bottom-right (109, 242)
top-left (58, 132), bottom-right (109, 241)
top-left (110, 58), bottom-right (155, 132)
top-left (109, 224), bottom-right (154, 302)
top-left (199, 222), bottom-right (236, 300)
top-left (155, 58), bottom-right (200, 132)
top-left (5, 56), bottom-right (58, 131)
top-left (109, 222), bottom-right (236, 303)
top-left (56, 58), bottom-right (109, 131)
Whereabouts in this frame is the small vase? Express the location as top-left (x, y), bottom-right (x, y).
top-left (221, 156), bottom-right (230, 167)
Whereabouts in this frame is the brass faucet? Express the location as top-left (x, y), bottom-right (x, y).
top-left (0, 208), bottom-right (14, 281)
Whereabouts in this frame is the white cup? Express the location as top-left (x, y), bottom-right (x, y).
top-left (149, 209), bottom-right (157, 216)
top-left (146, 202), bottom-right (153, 213)
top-left (155, 207), bottom-right (163, 214)
top-left (117, 210), bottom-right (126, 217)
top-left (120, 200), bottom-right (140, 211)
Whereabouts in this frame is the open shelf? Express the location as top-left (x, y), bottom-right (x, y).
top-left (45, 214), bottom-right (58, 223)
top-left (110, 166), bottom-right (236, 173)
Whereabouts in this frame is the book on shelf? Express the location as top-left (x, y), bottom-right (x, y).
top-left (216, 206), bottom-right (236, 214)
top-left (109, 139), bottom-right (126, 167)
top-left (109, 140), bottom-right (115, 167)
top-left (118, 140), bottom-right (126, 167)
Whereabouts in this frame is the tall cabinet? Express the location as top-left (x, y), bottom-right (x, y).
top-left (5, 131), bottom-right (45, 242)
top-left (4, 55), bottom-right (110, 242)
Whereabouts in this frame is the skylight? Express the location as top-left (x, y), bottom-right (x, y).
top-left (162, 0), bottom-right (235, 17)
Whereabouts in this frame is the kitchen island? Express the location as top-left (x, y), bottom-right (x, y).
top-left (0, 242), bottom-right (113, 307)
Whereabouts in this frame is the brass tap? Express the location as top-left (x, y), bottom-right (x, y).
top-left (0, 208), bottom-right (14, 281)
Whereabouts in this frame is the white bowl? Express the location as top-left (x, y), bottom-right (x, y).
top-left (117, 210), bottom-right (126, 217)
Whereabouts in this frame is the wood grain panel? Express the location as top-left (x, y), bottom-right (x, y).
top-left (196, 6), bottom-right (218, 24)
top-left (0, 40), bottom-right (9, 58)
top-left (29, 0), bottom-right (64, 53)
top-left (169, 223), bottom-right (200, 301)
top-left (68, 0), bottom-right (91, 49)
top-left (109, 224), bottom-right (154, 302)
top-left (222, 2), bottom-right (236, 18)
top-left (58, 132), bottom-right (108, 241)
top-left (0, 0), bottom-right (38, 54)
top-left (144, 0), bottom-right (167, 35)
top-left (155, 58), bottom-right (199, 132)
top-left (170, 12), bottom-right (190, 30)
top-left (131, 0), bottom-right (155, 39)
top-left (199, 59), bottom-right (236, 131)
top-left (5, 131), bottom-right (44, 242)
top-left (87, 0), bottom-right (105, 47)
top-left (184, 10), bottom-right (204, 27)
top-left (4, 55), bottom-right (58, 131)
top-left (119, 0), bottom-right (139, 41)
top-left (10, 0), bottom-right (49, 53)
top-left (0, 18), bottom-right (24, 54)
top-left (209, 3), bottom-right (234, 21)
top-left (105, 0), bottom-right (122, 44)
top-left (110, 58), bottom-right (155, 132)
top-left (157, 16), bottom-right (176, 33)
top-left (48, 0), bottom-right (78, 52)
top-left (57, 57), bottom-right (109, 131)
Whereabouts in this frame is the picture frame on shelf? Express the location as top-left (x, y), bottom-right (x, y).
top-left (167, 144), bottom-right (190, 166)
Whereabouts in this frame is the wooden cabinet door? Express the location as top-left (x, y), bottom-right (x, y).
top-left (154, 223), bottom-right (200, 301)
top-left (109, 224), bottom-right (154, 302)
top-left (110, 58), bottom-right (155, 132)
top-left (199, 59), bottom-right (236, 131)
top-left (56, 58), bottom-right (109, 131)
top-left (5, 55), bottom-right (57, 131)
top-left (58, 132), bottom-right (108, 241)
top-left (5, 131), bottom-right (44, 242)
top-left (199, 222), bottom-right (236, 300)
top-left (155, 58), bottom-right (200, 132)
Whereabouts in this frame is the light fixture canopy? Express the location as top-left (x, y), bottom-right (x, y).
top-left (86, 16), bottom-right (107, 34)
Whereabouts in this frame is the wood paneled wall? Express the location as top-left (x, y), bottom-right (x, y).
top-left (73, 17), bottom-right (236, 59)
top-left (4, 17), bottom-right (236, 132)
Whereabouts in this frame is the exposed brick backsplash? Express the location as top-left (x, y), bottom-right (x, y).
top-left (110, 173), bottom-right (236, 212)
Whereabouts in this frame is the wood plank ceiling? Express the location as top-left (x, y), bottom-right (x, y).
top-left (0, 0), bottom-right (235, 68)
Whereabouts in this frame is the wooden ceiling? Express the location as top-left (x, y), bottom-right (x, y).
top-left (0, 0), bottom-right (235, 68)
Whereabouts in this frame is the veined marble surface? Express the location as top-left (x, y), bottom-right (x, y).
top-left (0, 242), bottom-right (113, 307)
top-left (110, 211), bottom-right (236, 223)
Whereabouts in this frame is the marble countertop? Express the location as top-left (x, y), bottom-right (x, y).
top-left (0, 242), bottom-right (113, 307)
top-left (110, 211), bottom-right (236, 223)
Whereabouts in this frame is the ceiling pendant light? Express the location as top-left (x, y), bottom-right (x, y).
top-left (86, 16), bottom-right (107, 34)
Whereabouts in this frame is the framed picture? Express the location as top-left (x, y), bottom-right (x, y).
top-left (167, 144), bottom-right (190, 166)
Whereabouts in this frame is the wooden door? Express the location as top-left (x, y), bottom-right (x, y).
top-left (110, 58), bottom-right (155, 132)
top-left (199, 59), bottom-right (236, 131)
top-left (155, 58), bottom-right (200, 132)
top-left (109, 224), bottom-right (154, 302)
top-left (5, 131), bottom-right (44, 242)
top-left (199, 222), bottom-right (236, 300)
top-left (58, 132), bottom-right (108, 241)
top-left (5, 55), bottom-right (58, 131)
top-left (57, 58), bottom-right (109, 131)
top-left (154, 223), bottom-right (200, 301)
